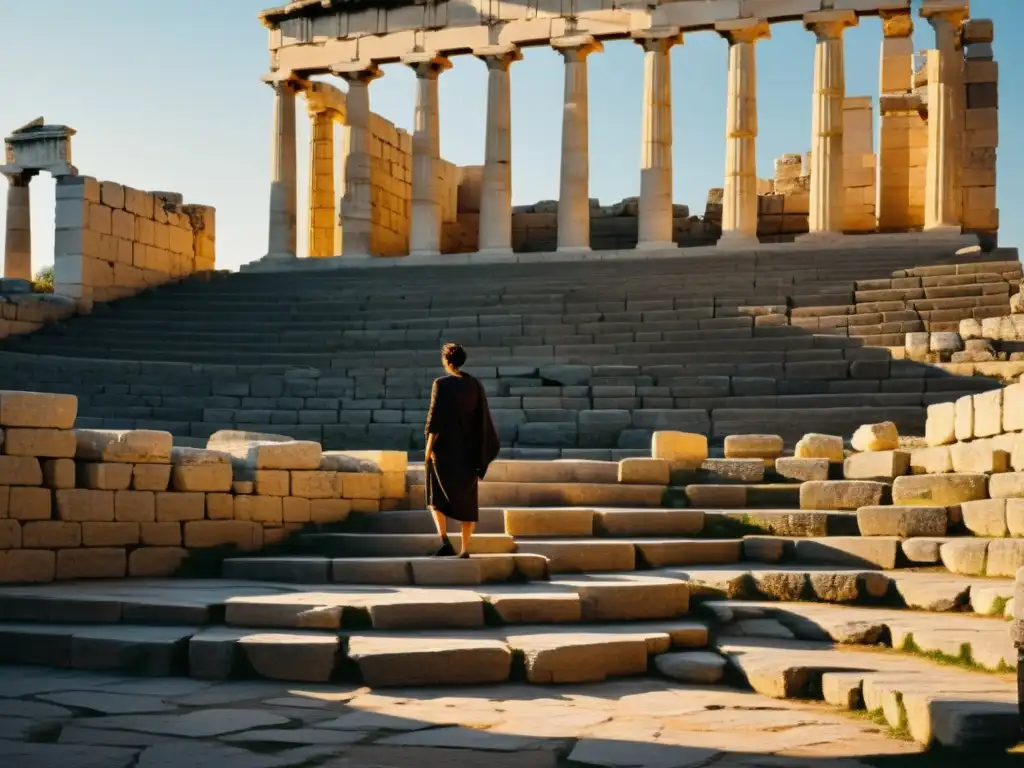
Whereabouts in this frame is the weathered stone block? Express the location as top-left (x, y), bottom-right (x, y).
top-left (75, 429), bottom-right (172, 463)
top-left (843, 451), bottom-right (909, 480)
top-left (686, 485), bottom-right (747, 508)
top-left (381, 472), bottom-right (406, 498)
top-left (56, 548), bottom-right (126, 580)
top-left (2, 429), bottom-right (77, 458)
top-left (290, 470), bottom-right (338, 499)
top-left (939, 539), bottom-right (989, 576)
top-left (1003, 383), bottom-right (1024, 433)
top-left (82, 522), bottom-right (140, 547)
top-left (139, 521), bottom-right (182, 546)
top-left (800, 480), bottom-right (887, 511)
top-left (0, 456), bottom-right (42, 486)
top-left (0, 549), bottom-right (55, 583)
top-left (155, 491), bottom-right (205, 522)
top-left (77, 462), bottom-right (133, 491)
top-left (128, 547), bottom-right (187, 577)
top-left (618, 458), bottom-right (669, 485)
top-left (891, 473), bottom-right (988, 506)
top-left (206, 493), bottom-right (234, 520)
top-left (0, 391), bottom-right (77, 429)
top-left (208, 431), bottom-right (322, 470)
top-left (56, 489), bottom-right (114, 522)
top-left (171, 464), bottom-right (233, 493)
top-left (723, 434), bottom-right (784, 460)
top-left (699, 458), bottom-right (765, 483)
top-left (856, 506), bottom-right (948, 537)
top-left (183, 520), bottom-right (261, 550)
top-left (954, 395), bottom-right (974, 441)
top-left (794, 433), bottom-right (844, 463)
top-left (949, 442), bottom-right (1010, 474)
top-left (0, 519), bottom-right (21, 549)
top-left (283, 496), bottom-right (310, 523)
top-left (234, 495), bottom-right (283, 524)
top-left (8, 486), bottom-right (51, 520)
top-left (310, 499), bottom-right (350, 523)
top-left (651, 432), bottom-right (708, 465)
top-left (986, 540), bottom-right (1024, 578)
top-left (960, 499), bottom-right (1008, 537)
top-left (909, 446), bottom-right (953, 475)
top-left (21, 521), bottom-right (81, 549)
top-left (42, 458), bottom-right (76, 489)
top-left (338, 473), bottom-right (382, 499)
top-left (114, 490), bottom-right (155, 522)
top-left (1006, 499), bottom-right (1024, 536)
top-left (972, 389), bottom-right (1003, 438)
top-left (989, 472), bottom-right (1024, 499)
top-left (774, 457), bottom-right (829, 482)
top-left (132, 463), bottom-right (171, 491)
top-left (850, 422), bottom-right (899, 452)
top-left (323, 450), bottom-right (407, 474)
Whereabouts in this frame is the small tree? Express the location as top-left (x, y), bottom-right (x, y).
top-left (33, 266), bottom-right (54, 293)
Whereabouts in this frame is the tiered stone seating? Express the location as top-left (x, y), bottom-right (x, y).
top-left (0, 244), bottom-right (1019, 452)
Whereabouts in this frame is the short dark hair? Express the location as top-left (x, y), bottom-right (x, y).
top-left (442, 342), bottom-right (467, 370)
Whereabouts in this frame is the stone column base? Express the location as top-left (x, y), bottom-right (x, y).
top-left (556, 245), bottom-right (591, 255)
top-left (796, 231), bottom-right (846, 243)
top-left (636, 241), bottom-right (679, 252)
top-left (716, 232), bottom-right (760, 250)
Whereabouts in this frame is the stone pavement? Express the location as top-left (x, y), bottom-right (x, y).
top-left (0, 664), bottom-right (993, 768)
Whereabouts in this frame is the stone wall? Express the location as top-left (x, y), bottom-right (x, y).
top-left (960, 19), bottom-right (999, 240)
top-left (54, 176), bottom-right (215, 309)
top-left (0, 390), bottom-right (408, 583)
top-left (366, 113), bottom-right (412, 257)
top-left (843, 97), bottom-right (877, 232)
top-left (0, 281), bottom-right (75, 340)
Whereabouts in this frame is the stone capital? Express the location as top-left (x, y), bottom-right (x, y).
top-left (803, 10), bottom-right (858, 40)
top-left (261, 71), bottom-right (304, 91)
top-left (0, 165), bottom-right (36, 187)
top-left (552, 34), bottom-right (603, 61)
top-left (715, 18), bottom-right (771, 46)
top-left (880, 9), bottom-right (914, 38)
top-left (920, 3), bottom-right (969, 30)
top-left (473, 44), bottom-right (523, 71)
top-left (330, 61), bottom-right (383, 85)
top-left (631, 27), bottom-right (682, 53)
top-left (402, 52), bottom-right (452, 79)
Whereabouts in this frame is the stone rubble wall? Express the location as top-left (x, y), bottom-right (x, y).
top-left (0, 390), bottom-right (408, 584)
top-left (53, 176), bottom-right (215, 310)
top-left (0, 281), bottom-right (76, 340)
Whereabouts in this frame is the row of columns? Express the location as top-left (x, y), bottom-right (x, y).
top-left (262, 8), bottom-right (970, 261)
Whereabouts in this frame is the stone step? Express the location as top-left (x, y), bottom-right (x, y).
top-left (900, 536), bottom-right (1024, 578)
top-left (478, 481), bottom-right (667, 508)
top-left (705, 599), bottom-right (1017, 671)
top-left (742, 535), bottom-right (904, 570)
top-left (292, 533), bottom-right (517, 558)
top-left (508, 538), bottom-right (745, 572)
top-left (717, 637), bottom-right (1020, 750)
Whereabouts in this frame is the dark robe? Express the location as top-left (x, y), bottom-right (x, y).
top-left (424, 373), bottom-right (500, 523)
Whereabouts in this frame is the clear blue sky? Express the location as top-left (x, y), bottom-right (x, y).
top-left (1, 0), bottom-right (1019, 274)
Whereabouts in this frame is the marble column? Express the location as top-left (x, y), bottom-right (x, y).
top-left (405, 54), bottom-right (451, 257)
top-left (333, 64), bottom-right (382, 258)
top-left (715, 19), bottom-right (770, 249)
top-left (474, 45), bottom-right (521, 256)
top-left (633, 29), bottom-right (681, 250)
top-left (553, 35), bottom-right (602, 253)
top-left (3, 169), bottom-right (34, 280)
top-left (921, 4), bottom-right (969, 232)
top-left (804, 10), bottom-right (857, 237)
top-left (264, 77), bottom-right (299, 260)
top-left (307, 106), bottom-right (336, 258)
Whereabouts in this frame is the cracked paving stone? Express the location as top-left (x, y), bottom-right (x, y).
top-left (0, 738), bottom-right (137, 768)
top-left (316, 710), bottom-right (436, 732)
top-left (222, 727), bottom-right (369, 746)
top-left (96, 678), bottom-right (217, 697)
top-left (0, 716), bottom-right (52, 740)
top-left (376, 726), bottom-right (551, 751)
top-left (568, 739), bottom-right (719, 768)
top-left (136, 741), bottom-right (330, 768)
top-left (58, 725), bottom-right (178, 748)
top-left (39, 691), bottom-right (179, 714)
top-left (0, 700), bottom-right (73, 719)
top-left (321, 745), bottom-right (561, 768)
top-left (78, 708), bottom-right (291, 737)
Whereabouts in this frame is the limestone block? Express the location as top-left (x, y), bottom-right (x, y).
top-left (114, 490), bottom-right (155, 523)
top-left (2, 429), bottom-right (77, 458)
top-left (0, 456), bottom-right (42, 486)
top-left (290, 470), bottom-right (338, 499)
top-left (128, 547), bottom-right (188, 577)
top-left (0, 549), bottom-right (56, 583)
top-left (204, 493), bottom-right (233, 521)
top-left (925, 402), bottom-right (956, 447)
top-left (338, 473), bottom-right (382, 500)
top-left (989, 472), bottom-right (1024, 499)
top-left (56, 489), bottom-right (114, 522)
top-left (1003, 383), bottom-right (1024, 433)
top-left (723, 434), bottom-right (784, 460)
top-left (939, 539), bottom-right (989, 576)
top-left (75, 429), bottom-right (172, 464)
top-left (856, 506), bottom-right (948, 537)
top-left (283, 497), bottom-right (310, 523)
top-left (904, 332), bottom-right (930, 360)
top-left (960, 499), bottom-right (1008, 537)
top-left (891, 474), bottom-right (988, 506)
top-left (949, 442), bottom-right (1009, 474)
top-left (132, 463), bottom-right (171, 491)
top-left (183, 520), bottom-right (261, 550)
top-left (794, 433), bottom-right (844, 463)
top-left (381, 472), bottom-right (406, 499)
top-left (56, 548), bottom-right (126, 580)
top-left (77, 462), bottom-right (133, 491)
top-left (773, 457), bottom-right (829, 482)
top-left (82, 522), bottom-right (140, 547)
top-left (325, 450), bottom-right (407, 474)
top-left (351, 499), bottom-right (379, 514)
top-left (954, 395), bottom-right (974, 441)
top-left (22, 521), bottom-right (81, 549)
top-left (986, 540), bottom-right (1024, 578)
top-left (253, 469), bottom-right (290, 497)
top-left (959, 318), bottom-right (983, 340)
top-left (139, 522), bottom-right (182, 546)
top-left (0, 519), bottom-right (20, 549)
top-left (233, 481), bottom-right (254, 495)
top-left (0, 485), bottom-right (6, 517)
top-left (909, 446), bottom-right (953, 475)
top-left (42, 458), bottom-right (76, 489)
top-left (800, 481), bottom-right (887, 511)
top-left (155, 491), bottom-right (205, 522)
top-left (310, 499), bottom-right (351, 524)
top-left (8, 486), bottom-right (51, 520)
top-left (972, 389), bottom-right (1003, 438)
top-left (1006, 499), bottom-right (1024, 536)
top-left (617, 458), bottom-right (669, 485)
top-left (234, 495), bottom-right (283, 524)
top-left (843, 451), bottom-right (909, 480)
top-left (0, 391), bottom-right (77, 429)
top-left (850, 422), bottom-right (899, 453)
top-left (171, 464), bottom-right (233, 493)
top-left (651, 432), bottom-right (708, 465)
top-left (929, 332), bottom-right (963, 355)
top-left (207, 431), bottom-right (322, 470)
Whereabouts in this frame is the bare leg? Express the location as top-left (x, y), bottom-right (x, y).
top-left (458, 522), bottom-right (475, 557)
top-left (429, 506), bottom-right (448, 539)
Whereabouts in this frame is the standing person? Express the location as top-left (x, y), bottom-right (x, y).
top-left (424, 343), bottom-right (500, 557)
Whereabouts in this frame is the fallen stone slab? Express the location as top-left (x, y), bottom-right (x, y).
top-left (345, 634), bottom-right (512, 687)
top-left (851, 421), bottom-right (900, 453)
top-left (238, 630), bottom-right (340, 682)
top-left (794, 433), bottom-right (844, 463)
top-left (856, 505), bottom-right (948, 537)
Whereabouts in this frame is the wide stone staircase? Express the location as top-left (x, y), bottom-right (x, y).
top-left (0, 242), bottom-right (1020, 453)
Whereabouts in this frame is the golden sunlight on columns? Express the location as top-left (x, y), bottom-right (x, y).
top-left (474, 45), bottom-right (522, 256)
top-left (264, 76), bottom-right (300, 260)
top-left (306, 105), bottom-right (336, 258)
top-left (803, 10), bottom-right (858, 238)
top-left (921, 3), bottom-right (969, 232)
top-left (715, 19), bottom-right (770, 249)
top-left (553, 35), bottom-right (602, 254)
top-left (404, 53), bottom-right (452, 257)
top-left (633, 28), bottom-right (681, 251)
